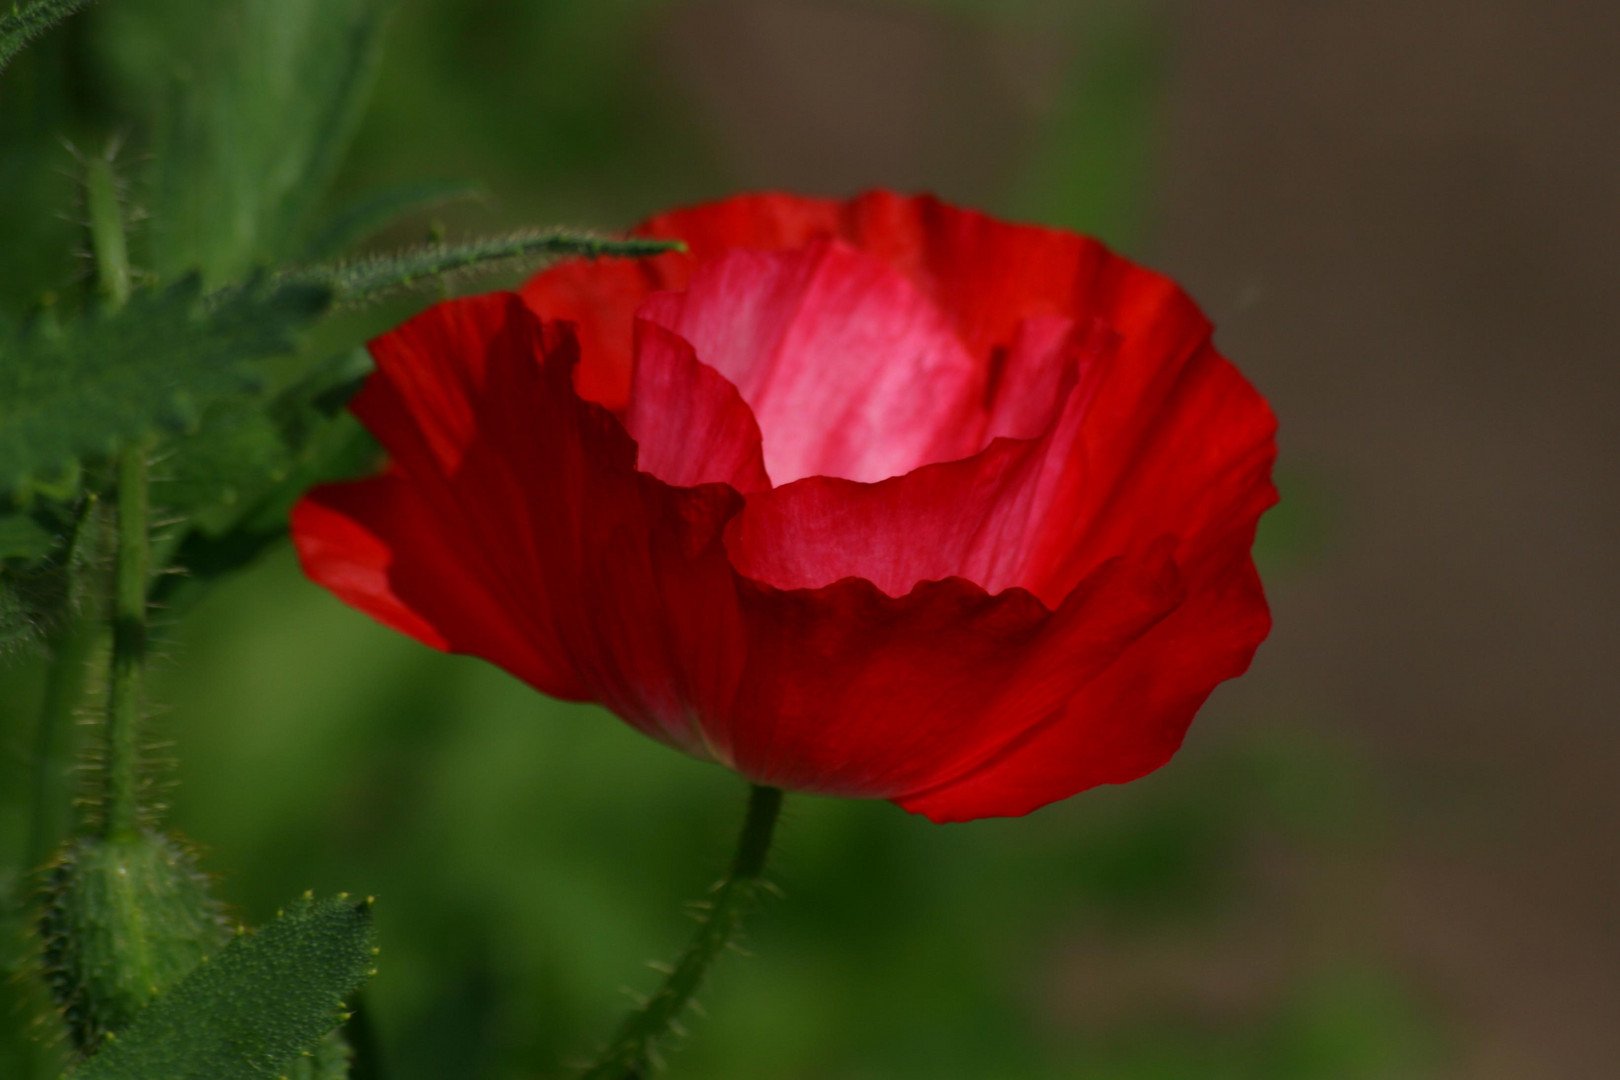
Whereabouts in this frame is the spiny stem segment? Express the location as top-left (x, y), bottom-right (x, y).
top-left (87, 151), bottom-right (148, 840)
top-left (582, 784), bottom-right (784, 1080)
top-left (85, 153), bottom-right (131, 307)
top-left (103, 444), bottom-right (149, 840)
top-left (282, 230), bottom-right (684, 305)
top-left (25, 612), bottom-right (97, 870)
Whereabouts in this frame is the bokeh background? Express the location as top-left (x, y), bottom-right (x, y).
top-left (3, 1), bottom-right (1617, 1077)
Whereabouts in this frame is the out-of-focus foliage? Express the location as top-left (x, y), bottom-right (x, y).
top-left (0, 275), bottom-right (331, 495)
top-left (97, 0), bottom-right (390, 286)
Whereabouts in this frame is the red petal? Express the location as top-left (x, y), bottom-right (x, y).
top-left (290, 291), bottom-right (1199, 807)
top-left (895, 522), bottom-right (1271, 821)
top-left (722, 541), bottom-right (1185, 799)
top-left (637, 192), bottom-right (844, 257)
top-left (636, 239), bottom-right (984, 484)
top-left (724, 317), bottom-right (1117, 601)
top-left (517, 251), bottom-right (694, 411)
top-left (292, 294), bottom-right (752, 757)
top-left (333, 191), bottom-right (1282, 820)
top-left (293, 468), bottom-right (590, 702)
top-left (625, 319), bottom-right (771, 493)
top-left (636, 190), bottom-right (1129, 363)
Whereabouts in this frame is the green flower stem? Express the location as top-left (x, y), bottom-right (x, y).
top-left (87, 149), bottom-right (147, 840)
top-left (582, 784), bottom-right (784, 1080)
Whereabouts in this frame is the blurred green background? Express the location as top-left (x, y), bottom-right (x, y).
top-left (7, 1), bottom-right (1618, 1077)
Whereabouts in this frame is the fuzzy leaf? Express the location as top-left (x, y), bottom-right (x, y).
top-left (302, 178), bottom-right (486, 261)
top-left (145, 0), bottom-right (388, 284)
top-left (0, 0), bottom-right (92, 74)
top-left (160, 346), bottom-right (371, 533)
top-left (0, 275), bottom-right (332, 494)
top-left (285, 230), bottom-right (683, 304)
top-left (153, 412), bottom-right (378, 613)
top-left (72, 894), bottom-right (377, 1080)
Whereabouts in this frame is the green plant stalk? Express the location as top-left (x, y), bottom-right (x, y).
top-left (86, 155), bottom-right (131, 307)
top-left (103, 446), bottom-right (148, 840)
top-left (88, 150), bottom-right (147, 840)
top-left (24, 614), bottom-right (97, 872)
top-left (582, 784), bottom-right (783, 1080)
top-left (284, 230), bottom-right (683, 305)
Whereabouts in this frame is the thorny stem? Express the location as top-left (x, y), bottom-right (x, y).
top-left (581, 784), bottom-right (784, 1080)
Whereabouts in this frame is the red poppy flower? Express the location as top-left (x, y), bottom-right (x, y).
top-left (291, 191), bottom-right (1276, 822)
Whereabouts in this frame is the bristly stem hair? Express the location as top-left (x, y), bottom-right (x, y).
top-left (581, 784), bottom-right (784, 1080)
top-left (86, 151), bottom-right (148, 840)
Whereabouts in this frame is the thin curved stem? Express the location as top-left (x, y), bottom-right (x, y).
top-left (582, 784), bottom-right (783, 1080)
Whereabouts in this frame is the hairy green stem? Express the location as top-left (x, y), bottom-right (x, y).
top-left (282, 230), bottom-right (683, 305)
top-left (85, 155), bottom-right (131, 306)
top-left (102, 446), bottom-right (149, 840)
top-left (23, 615), bottom-right (97, 871)
top-left (88, 149), bottom-right (148, 840)
top-left (582, 784), bottom-right (783, 1080)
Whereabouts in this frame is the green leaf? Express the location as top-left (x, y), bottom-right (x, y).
top-left (0, 275), bottom-right (332, 495)
top-left (285, 1031), bottom-right (354, 1080)
top-left (0, 0), bottom-right (92, 74)
top-left (285, 229), bottom-right (684, 305)
top-left (302, 178), bottom-right (486, 261)
top-left (145, 0), bottom-right (389, 285)
top-left (73, 893), bottom-right (377, 1080)
top-left (154, 344), bottom-right (369, 537)
top-left (152, 411), bottom-right (378, 613)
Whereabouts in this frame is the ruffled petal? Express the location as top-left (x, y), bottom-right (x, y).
top-left (636, 239), bottom-right (984, 484)
top-left (724, 317), bottom-right (1116, 602)
top-left (895, 519), bottom-right (1271, 821)
top-left (292, 293), bottom-right (751, 758)
top-left (636, 190), bottom-right (1125, 363)
top-left (721, 539), bottom-right (1185, 799)
top-left (625, 319), bottom-right (771, 493)
top-left (517, 251), bottom-right (694, 411)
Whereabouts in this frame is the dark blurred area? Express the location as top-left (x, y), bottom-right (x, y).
top-left (3, 1), bottom-right (1617, 1077)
